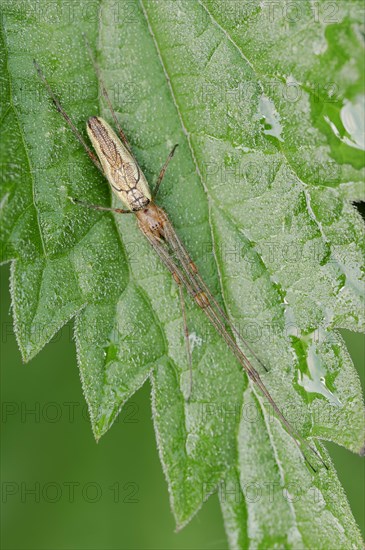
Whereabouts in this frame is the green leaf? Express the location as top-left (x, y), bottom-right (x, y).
top-left (1, 0), bottom-right (364, 547)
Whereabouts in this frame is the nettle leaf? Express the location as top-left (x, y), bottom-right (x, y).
top-left (1, 0), bottom-right (364, 546)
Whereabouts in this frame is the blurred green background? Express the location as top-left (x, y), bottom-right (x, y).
top-left (1, 262), bottom-right (364, 550)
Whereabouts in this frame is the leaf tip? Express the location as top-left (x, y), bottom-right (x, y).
top-left (92, 425), bottom-right (102, 444)
top-left (19, 344), bottom-right (36, 364)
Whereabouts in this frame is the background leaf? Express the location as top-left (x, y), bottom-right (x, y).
top-left (1, 0), bottom-right (364, 547)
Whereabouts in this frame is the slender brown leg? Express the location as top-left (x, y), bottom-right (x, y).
top-left (163, 219), bottom-right (269, 372)
top-left (70, 197), bottom-right (131, 214)
top-left (83, 34), bottom-right (133, 153)
top-left (153, 144), bottom-right (179, 199)
top-left (178, 283), bottom-right (193, 400)
top-left (33, 60), bottom-right (103, 175)
top-left (157, 221), bottom-right (328, 471)
top-left (142, 232), bottom-right (196, 401)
